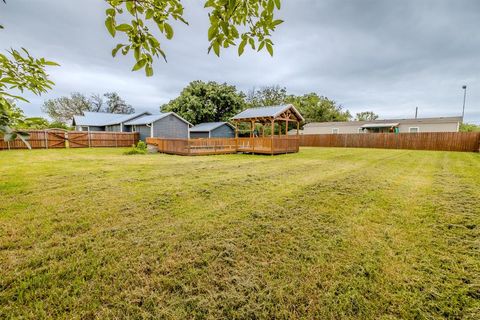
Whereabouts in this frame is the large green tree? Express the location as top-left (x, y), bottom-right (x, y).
top-left (161, 81), bottom-right (246, 125)
top-left (42, 92), bottom-right (135, 123)
top-left (355, 111), bottom-right (379, 121)
top-left (246, 85), bottom-right (287, 107)
top-left (285, 93), bottom-right (351, 123)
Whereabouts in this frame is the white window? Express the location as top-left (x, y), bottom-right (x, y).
top-left (358, 128), bottom-right (364, 133)
top-left (332, 128), bottom-right (339, 134)
top-left (409, 127), bottom-right (419, 133)
top-left (81, 126), bottom-right (89, 132)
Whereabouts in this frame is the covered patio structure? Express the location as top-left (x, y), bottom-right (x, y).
top-left (231, 104), bottom-right (304, 154)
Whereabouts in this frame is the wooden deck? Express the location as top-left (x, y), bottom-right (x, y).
top-left (146, 136), bottom-right (299, 156)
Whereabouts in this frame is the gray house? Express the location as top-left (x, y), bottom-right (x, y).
top-left (303, 116), bottom-right (462, 134)
top-left (124, 113), bottom-right (191, 141)
top-left (72, 111), bottom-right (151, 132)
top-left (189, 122), bottom-right (235, 139)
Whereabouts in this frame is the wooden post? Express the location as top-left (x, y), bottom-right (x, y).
top-left (115, 133), bottom-right (118, 147)
top-left (234, 121), bottom-right (238, 151)
top-left (271, 119), bottom-right (274, 155)
top-left (88, 131), bottom-right (91, 148)
top-left (7, 141), bottom-right (10, 150)
top-left (250, 120), bottom-right (254, 152)
top-left (44, 130), bottom-right (48, 149)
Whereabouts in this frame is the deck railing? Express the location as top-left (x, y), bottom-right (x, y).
top-left (146, 136), bottom-right (300, 155)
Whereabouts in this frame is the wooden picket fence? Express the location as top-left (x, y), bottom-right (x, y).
top-left (0, 130), bottom-right (139, 150)
top-left (300, 132), bottom-right (480, 152)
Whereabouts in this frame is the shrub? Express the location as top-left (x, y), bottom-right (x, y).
top-left (123, 141), bottom-right (147, 155)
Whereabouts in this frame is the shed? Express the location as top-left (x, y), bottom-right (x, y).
top-left (124, 112), bottom-right (192, 141)
top-left (189, 122), bottom-right (235, 139)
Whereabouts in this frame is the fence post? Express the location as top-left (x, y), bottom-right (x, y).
top-left (115, 133), bottom-right (118, 147)
top-left (88, 131), bottom-right (91, 148)
top-left (44, 130), bottom-right (48, 149)
top-left (7, 141), bottom-right (10, 150)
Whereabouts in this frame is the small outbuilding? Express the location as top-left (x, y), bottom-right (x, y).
top-left (189, 122), bottom-right (235, 139)
top-left (124, 113), bottom-right (192, 141)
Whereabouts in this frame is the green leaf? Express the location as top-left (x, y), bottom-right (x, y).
top-left (111, 44), bottom-right (124, 57)
top-left (44, 61), bottom-right (60, 66)
top-left (208, 25), bottom-right (217, 41)
top-left (212, 41), bottom-right (220, 57)
top-left (105, 16), bottom-right (116, 37)
top-left (248, 38), bottom-right (255, 50)
top-left (274, 0), bottom-right (281, 9)
top-left (106, 8), bottom-right (115, 16)
top-left (266, 42), bottom-right (273, 56)
top-left (164, 23), bottom-right (174, 39)
top-left (145, 65), bottom-right (153, 77)
top-left (238, 39), bottom-right (247, 56)
top-left (132, 58), bottom-right (147, 71)
top-left (115, 24), bottom-right (132, 32)
top-left (272, 19), bottom-right (283, 27)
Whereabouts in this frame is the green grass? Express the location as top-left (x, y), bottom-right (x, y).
top-left (1, 147), bottom-right (479, 319)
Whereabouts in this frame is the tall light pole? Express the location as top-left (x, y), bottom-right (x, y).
top-left (462, 85), bottom-right (467, 121)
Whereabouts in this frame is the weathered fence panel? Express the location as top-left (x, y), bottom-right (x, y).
top-left (0, 130), bottom-right (139, 150)
top-left (300, 132), bottom-right (480, 152)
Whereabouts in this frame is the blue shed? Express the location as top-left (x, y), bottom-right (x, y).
top-left (189, 122), bottom-right (235, 139)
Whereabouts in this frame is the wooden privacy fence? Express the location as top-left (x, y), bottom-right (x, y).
top-left (300, 132), bottom-right (480, 152)
top-left (0, 130), bottom-right (139, 150)
top-left (146, 136), bottom-right (300, 155)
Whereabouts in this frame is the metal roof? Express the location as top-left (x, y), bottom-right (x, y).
top-left (305, 116), bottom-right (463, 128)
top-left (189, 122), bottom-right (233, 132)
top-left (231, 104), bottom-right (305, 122)
top-left (361, 123), bottom-right (399, 128)
top-left (72, 111), bottom-right (150, 126)
top-left (124, 114), bottom-right (170, 125)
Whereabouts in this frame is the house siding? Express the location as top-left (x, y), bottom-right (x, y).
top-left (152, 114), bottom-right (189, 139)
top-left (135, 125), bottom-right (152, 141)
top-left (304, 121), bottom-right (460, 134)
top-left (190, 132), bottom-right (209, 139)
top-left (211, 125), bottom-right (235, 138)
top-left (106, 125), bottom-right (121, 132)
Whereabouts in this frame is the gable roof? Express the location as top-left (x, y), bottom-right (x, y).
top-left (231, 104), bottom-right (305, 122)
top-left (189, 122), bottom-right (234, 132)
top-left (72, 111), bottom-right (150, 126)
top-left (123, 112), bottom-right (193, 126)
top-left (304, 116), bottom-right (463, 128)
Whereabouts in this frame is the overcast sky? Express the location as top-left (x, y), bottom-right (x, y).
top-left (1, 0), bottom-right (479, 123)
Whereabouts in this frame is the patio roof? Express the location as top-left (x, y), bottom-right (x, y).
top-left (361, 123), bottom-right (400, 128)
top-left (231, 104), bottom-right (304, 122)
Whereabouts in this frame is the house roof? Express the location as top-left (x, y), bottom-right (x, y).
top-left (123, 112), bottom-right (193, 126)
top-left (189, 122), bottom-right (234, 132)
top-left (124, 114), bottom-right (170, 125)
top-left (361, 122), bottom-right (400, 128)
top-left (231, 104), bottom-right (305, 122)
top-left (305, 116), bottom-right (463, 128)
top-left (72, 111), bottom-right (150, 126)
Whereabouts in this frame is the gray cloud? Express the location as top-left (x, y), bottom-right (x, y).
top-left (1, 0), bottom-right (478, 123)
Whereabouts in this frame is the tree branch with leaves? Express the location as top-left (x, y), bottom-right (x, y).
top-left (105, 0), bottom-right (283, 76)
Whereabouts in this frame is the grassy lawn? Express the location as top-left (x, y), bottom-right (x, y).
top-left (1, 147), bottom-right (479, 319)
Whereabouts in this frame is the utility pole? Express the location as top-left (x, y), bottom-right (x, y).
top-left (462, 85), bottom-right (467, 122)
top-left (415, 107), bottom-right (418, 119)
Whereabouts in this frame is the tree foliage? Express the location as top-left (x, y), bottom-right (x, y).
top-left (0, 48), bottom-right (58, 142)
top-left (245, 86), bottom-right (352, 123)
top-left (105, 0), bottom-right (283, 76)
top-left (246, 85), bottom-right (287, 107)
top-left (42, 92), bottom-right (135, 123)
top-left (161, 80), bottom-right (246, 125)
top-left (286, 93), bottom-right (351, 123)
top-left (355, 111), bottom-right (379, 121)
top-left (459, 122), bottom-right (480, 132)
